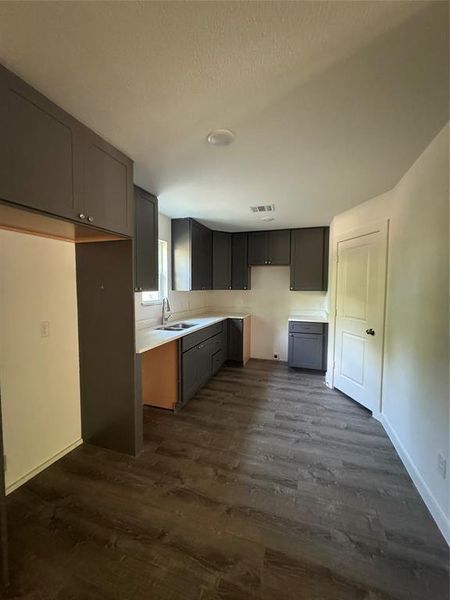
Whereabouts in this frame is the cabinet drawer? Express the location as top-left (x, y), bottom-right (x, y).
top-left (182, 321), bottom-right (223, 353)
top-left (289, 321), bottom-right (324, 334)
top-left (210, 331), bottom-right (224, 353)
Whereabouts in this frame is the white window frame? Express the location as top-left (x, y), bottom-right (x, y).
top-left (141, 239), bottom-right (168, 305)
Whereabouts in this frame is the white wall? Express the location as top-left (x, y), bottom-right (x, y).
top-left (210, 268), bottom-right (327, 361)
top-left (135, 213), bottom-right (211, 327)
top-left (0, 230), bottom-right (82, 493)
top-left (328, 124), bottom-right (450, 542)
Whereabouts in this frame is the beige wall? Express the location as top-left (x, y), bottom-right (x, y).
top-left (328, 124), bottom-right (449, 542)
top-left (209, 269), bottom-right (326, 361)
top-left (0, 230), bottom-right (82, 493)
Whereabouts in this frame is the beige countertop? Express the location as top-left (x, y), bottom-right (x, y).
top-left (288, 311), bottom-right (329, 323)
top-left (136, 312), bottom-right (251, 354)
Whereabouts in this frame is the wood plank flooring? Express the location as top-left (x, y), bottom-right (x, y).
top-left (3, 360), bottom-right (449, 599)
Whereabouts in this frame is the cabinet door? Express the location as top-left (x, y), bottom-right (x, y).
top-left (1, 66), bottom-right (83, 220)
top-left (268, 229), bottom-right (291, 265)
top-left (288, 333), bottom-right (324, 370)
top-left (290, 228), bottom-right (329, 291)
top-left (182, 341), bottom-right (212, 404)
top-left (182, 345), bottom-right (202, 404)
top-left (248, 231), bottom-right (267, 265)
top-left (212, 231), bottom-right (231, 289)
top-left (0, 69), bottom-right (11, 201)
top-left (231, 233), bottom-right (250, 290)
top-left (134, 186), bottom-right (158, 292)
top-left (191, 219), bottom-right (212, 290)
top-left (227, 319), bottom-right (244, 362)
top-left (82, 130), bottom-right (134, 236)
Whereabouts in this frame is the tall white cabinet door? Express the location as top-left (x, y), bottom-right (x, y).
top-left (334, 230), bottom-right (386, 412)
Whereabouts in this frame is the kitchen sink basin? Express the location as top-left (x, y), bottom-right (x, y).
top-left (156, 322), bottom-right (197, 331)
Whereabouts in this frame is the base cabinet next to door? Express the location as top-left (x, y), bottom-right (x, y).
top-left (288, 321), bottom-right (327, 371)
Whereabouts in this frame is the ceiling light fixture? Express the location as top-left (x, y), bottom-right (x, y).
top-left (207, 128), bottom-right (235, 146)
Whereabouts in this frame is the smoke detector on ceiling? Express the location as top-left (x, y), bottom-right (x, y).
top-left (207, 129), bottom-right (235, 146)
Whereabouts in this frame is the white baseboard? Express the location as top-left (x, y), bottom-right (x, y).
top-left (6, 438), bottom-right (83, 495)
top-left (380, 415), bottom-right (450, 546)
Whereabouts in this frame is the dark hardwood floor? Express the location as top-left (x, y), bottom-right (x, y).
top-left (3, 360), bottom-right (449, 599)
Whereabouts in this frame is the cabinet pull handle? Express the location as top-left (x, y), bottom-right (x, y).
top-left (88, 216), bottom-right (94, 223)
top-left (79, 213), bottom-right (86, 220)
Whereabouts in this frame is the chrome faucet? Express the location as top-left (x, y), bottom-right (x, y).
top-left (162, 297), bottom-right (172, 325)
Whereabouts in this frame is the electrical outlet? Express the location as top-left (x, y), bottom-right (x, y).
top-left (40, 321), bottom-right (50, 338)
top-left (437, 453), bottom-right (447, 479)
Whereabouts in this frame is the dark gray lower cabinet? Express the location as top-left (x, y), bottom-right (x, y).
top-left (227, 318), bottom-right (244, 363)
top-left (180, 322), bottom-right (228, 405)
top-left (182, 340), bottom-right (212, 403)
top-left (180, 319), bottom-right (240, 405)
top-left (288, 321), bottom-right (327, 371)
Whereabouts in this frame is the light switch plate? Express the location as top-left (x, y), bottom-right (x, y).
top-left (40, 321), bottom-right (50, 338)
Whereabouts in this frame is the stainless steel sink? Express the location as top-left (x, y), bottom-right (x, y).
top-left (156, 322), bottom-right (197, 331)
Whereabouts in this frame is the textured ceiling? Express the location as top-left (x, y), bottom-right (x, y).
top-left (0, 1), bottom-right (448, 230)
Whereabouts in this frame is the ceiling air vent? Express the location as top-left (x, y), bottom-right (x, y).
top-left (250, 204), bottom-right (275, 214)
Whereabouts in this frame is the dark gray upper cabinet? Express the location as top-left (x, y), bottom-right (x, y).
top-left (268, 229), bottom-right (291, 265)
top-left (290, 227), bottom-right (329, 291)
top-left (172, 218), bottom-right (212, 291)
top-left (0, 64), bottom-right (83, 221)
top-left (212, 231), bottom-right (232, 289)
top-left (248, 230), bottom-right (291, 265)
top-left (134, 186), bottom-right (158, 292)
top-left (231, 232), bottom-right (250, 290)
top-left (0, 63), bottom-right (133, 236)
top-left (82, 129), bottom-right (133, 236)
top-left (247, 231), bottom-right (267, 265)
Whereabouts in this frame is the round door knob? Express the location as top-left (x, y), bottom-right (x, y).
top-left (88, 216), bottom-right (94, 223)
top-left (78, 213), bottom-right (86, 220)
top-left (366, 328), bottom-right (375, 336)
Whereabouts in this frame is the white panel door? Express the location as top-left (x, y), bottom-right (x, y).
top-left (334, 231), bottom-right (386, 412)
